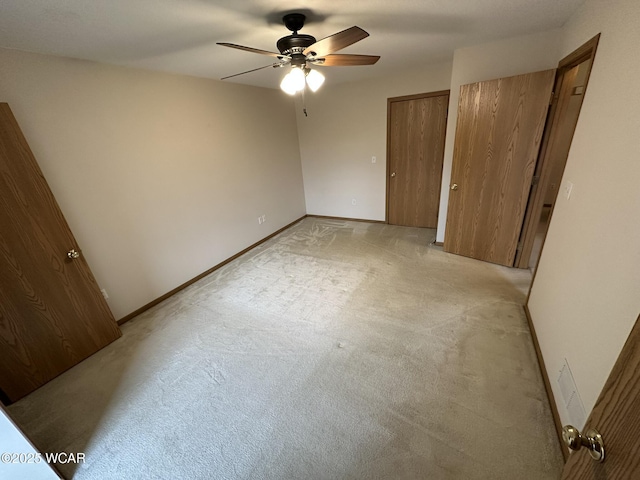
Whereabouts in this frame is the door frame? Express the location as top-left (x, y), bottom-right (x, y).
top-left (521, 34), bottom-right (601, 460)
top-left (515, 34), bottom-right (600, 268)
top-left (385, 90), bottom-right (450, 224)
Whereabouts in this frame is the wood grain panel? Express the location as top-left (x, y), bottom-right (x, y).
top-left (0, 103), bottom-right (121, 403)
top-left (561, 314), bottom-right (640, 479)
top-left (444, 70), bottom-right (555, 266)
top-left (319, 54), bottom-right (380, 66)
top-left (303, 26), bottom-right (368, 57)
top-left (387, 92), bottom-right (448, 228)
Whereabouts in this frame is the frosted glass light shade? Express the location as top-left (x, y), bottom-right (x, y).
top-left (280, 68), bottom-right (306, 95)
top-left (306, 69), bottom-right (325, 92)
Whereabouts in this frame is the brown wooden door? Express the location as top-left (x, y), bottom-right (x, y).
top-left (561, 313), bottom-right (640, 478)
top-left (387, 91), bottom-right (448, 228)
top-left (0, 103), bottom-right (121, 404)
top-left (443, 70), bottom-right (555, 266)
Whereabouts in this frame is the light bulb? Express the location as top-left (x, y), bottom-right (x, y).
top-left (306, 69), bottom-right (325, 92)
top-left (280, 68), bottom-right (306, 95)
top-left (280, 73), bottom-right (297, 95)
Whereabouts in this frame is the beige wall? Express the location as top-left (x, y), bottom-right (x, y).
top-left (296, 63), bottom-right (453, 220)
top-left (0, 48), bottom-right (305, 319)
top-left (435, 30), bottom-right (562, 242)
top-left (528, 0), bottom-right (640, 426)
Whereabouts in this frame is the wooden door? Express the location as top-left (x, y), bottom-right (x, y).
top-left (387, 91), bottom-right (448, 228)
top-left (0, 103), bottom-right (121, 404)
top-left (561, 313), bottom-right (640, 478)
top-left (443, 70), bottom-right (555, 266)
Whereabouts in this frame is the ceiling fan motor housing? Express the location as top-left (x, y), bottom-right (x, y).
top-left (278, 13), bottom-right (316, 66)
top-left (276, 34), bottom-right (316, 57)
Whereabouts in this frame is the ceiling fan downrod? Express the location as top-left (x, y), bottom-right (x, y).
top-left (282, 13), bottom-right (306, 34)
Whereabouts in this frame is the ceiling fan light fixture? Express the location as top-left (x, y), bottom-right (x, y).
top-left (305, 69), bottom-right (325, 92)
top-left (280, 67), bottom-right (306, 95)
top-left (219, 15), bottom-right (378, 93)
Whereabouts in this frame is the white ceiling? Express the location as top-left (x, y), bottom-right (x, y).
top-left (0, 0), bottom-right (585, 90)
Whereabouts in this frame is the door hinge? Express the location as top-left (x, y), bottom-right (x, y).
top-left (532, 175), bottom-right (540, 186)
top-left (550, 91), bottom-right (555, 105)
top-left (517, 241), bottom-right (524, 250)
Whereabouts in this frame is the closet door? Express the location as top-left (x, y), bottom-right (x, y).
top-left (444, 70), bottom-right (555, 266)
top-left (0, 103), bottom-right (121, 403)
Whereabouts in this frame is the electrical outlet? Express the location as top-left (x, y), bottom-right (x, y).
top-left (258, 217), bottom-right (262, 225)
top-left (371, 156), bottom-right (377, 163)
top-left (262, 214), bottom-right (266, 223)
top-left (100, 288), bottom-right (109, 300)
top-left (351, 198), bottom-right (357, 205)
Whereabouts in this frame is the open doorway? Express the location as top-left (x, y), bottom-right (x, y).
top-left (528, 58), bottom-right (592, 269)
top-left (516, 35), bottom-right (600, 270)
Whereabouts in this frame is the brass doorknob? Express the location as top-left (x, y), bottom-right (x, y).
top-left (562, 425), bottom-right (605, 462)
top-left (391, 172), bottom-right (396, 177)
top-left (450, 183), bottom-right (458, 190)
top-left (67, 249), bottom-right (80, 259)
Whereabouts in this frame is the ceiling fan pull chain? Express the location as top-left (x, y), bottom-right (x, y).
top-left (302, 86), bottom-right (308, 117)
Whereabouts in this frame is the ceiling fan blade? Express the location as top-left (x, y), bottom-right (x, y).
top-left (303, 26), bottom-right (369, 57)
top-left (313, 54), bottom-right (380, 66)
top-left (217, 43), bottom-right (287, 59)
top-left (221, 62), bottom-right (287, 80)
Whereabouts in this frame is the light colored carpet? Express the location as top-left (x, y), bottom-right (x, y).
top-left (9, 218), bottom-right (563, 479)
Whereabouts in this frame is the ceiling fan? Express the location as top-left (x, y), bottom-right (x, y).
top-left (217, 13), bottom-right (380, 95)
